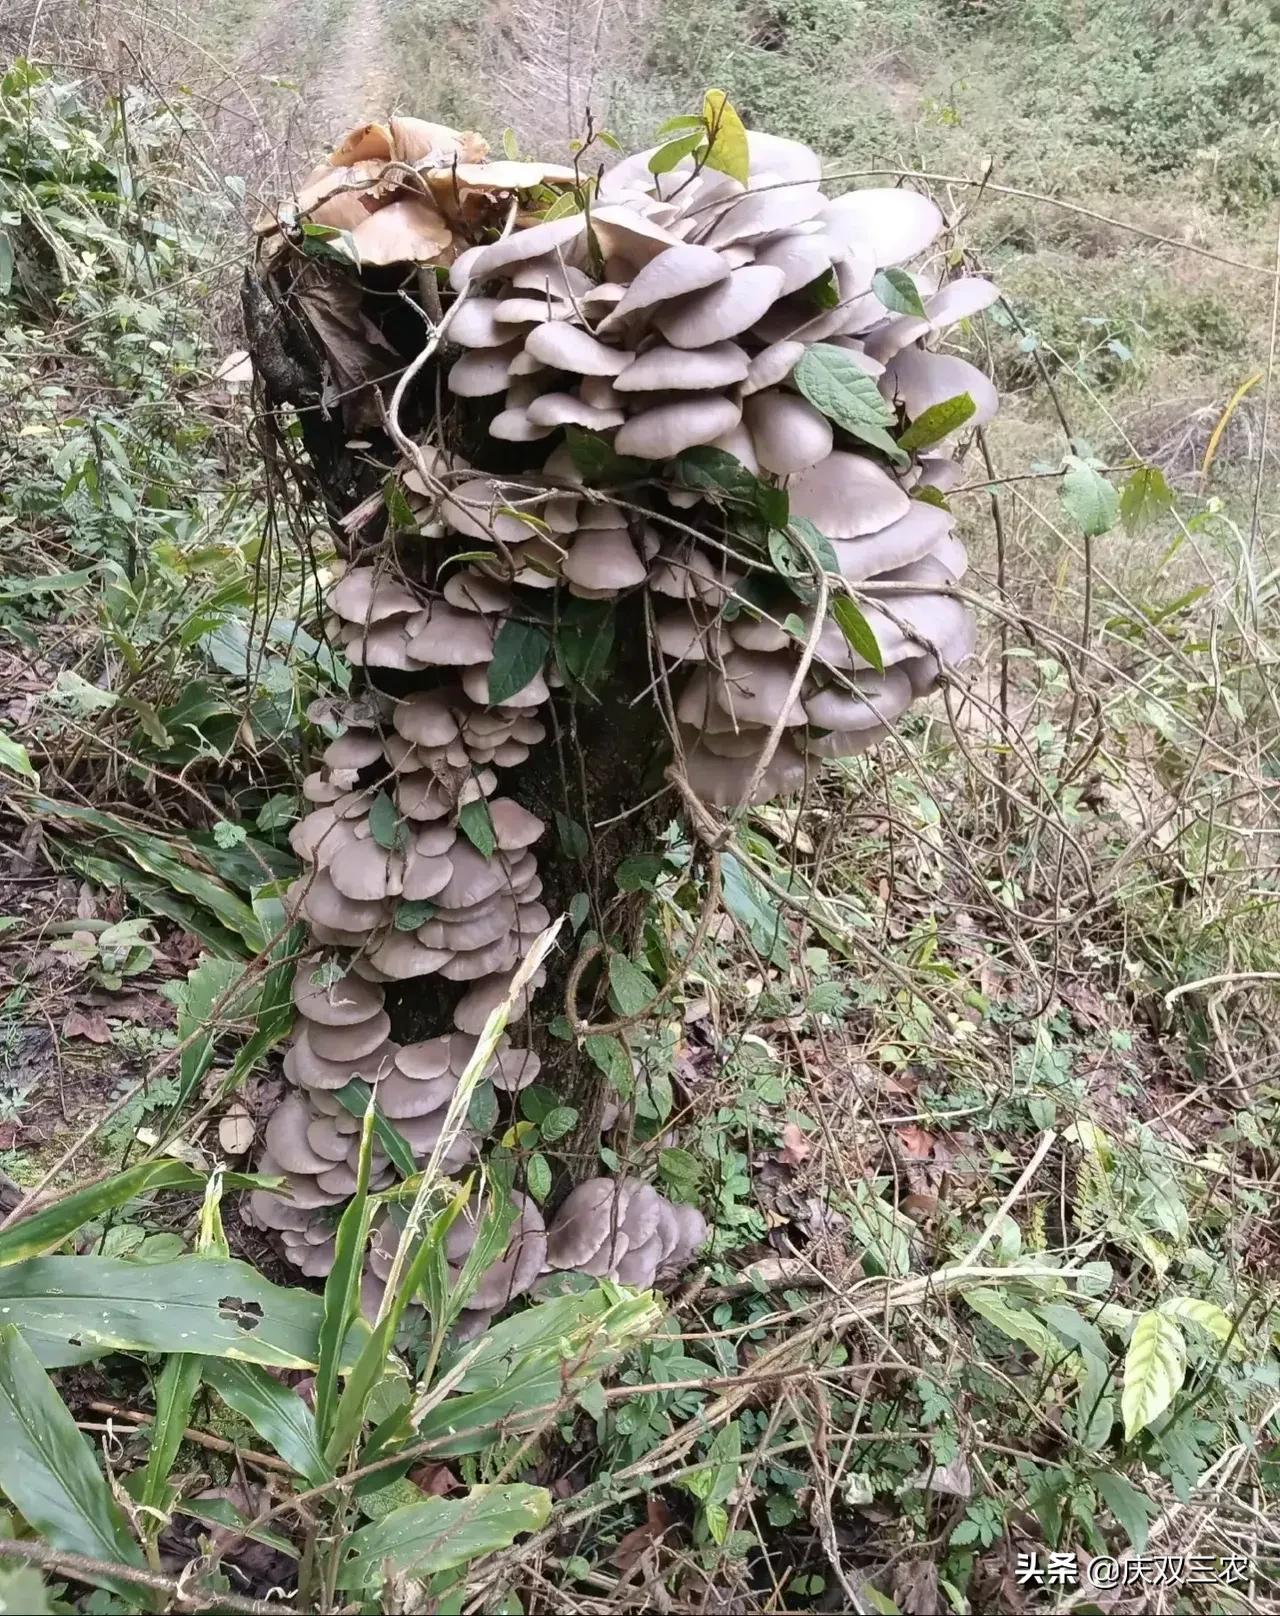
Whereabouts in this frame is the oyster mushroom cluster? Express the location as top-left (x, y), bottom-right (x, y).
top-left (244, 105), bottom-right (998, 1320)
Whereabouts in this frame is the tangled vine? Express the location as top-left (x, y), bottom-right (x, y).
top-left (242, 97), bottom-right (996, 1327)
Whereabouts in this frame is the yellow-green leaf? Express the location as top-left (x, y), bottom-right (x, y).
top-left (1121, 1310), bottom-right (1185, 1439)
top-left (701, 90), bottom-right (749, 185)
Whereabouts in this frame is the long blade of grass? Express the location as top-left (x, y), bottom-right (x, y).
top-left (312, 1104), bottom-right (377, 1446)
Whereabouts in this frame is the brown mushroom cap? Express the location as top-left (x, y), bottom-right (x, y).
top-left (466, 1194), bottom-right (547, 1311)
top-left (828, 499), bottom-right (954, 582)
top-left (742, 339), bottom-right (804, 395)
top-left (285, 1032), bottom-right (396, 1091)
top-left (487, 799), bottom-right (546, 850)
top-left (350, 198), bottom-right (452, 267)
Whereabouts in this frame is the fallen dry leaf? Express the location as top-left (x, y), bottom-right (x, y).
top-left (610, 1496), bottom-right (673, 1570)
top-left (218, 1105), bottom-right (255, 1156)
top-left (895, 1125), bottom-right (935, 1160)
top-left (63, 1008), bottom-right (112, 1044)
top-left (777, 1122), bottom-right (812, 1166)
top-left (409, 1462), bottom-right (459, 1497)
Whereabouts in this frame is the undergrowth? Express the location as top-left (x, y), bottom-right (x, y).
top-left (0, 17), bottom-right (1276, 1616)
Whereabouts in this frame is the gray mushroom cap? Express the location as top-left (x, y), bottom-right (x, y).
top-left (614, 340), bottom-right (749, 392)
top-left (293, 961), bottom-right (384, 1027)
top-left (523, 321), bottom-right (630, 376)
top-left (615, 394), bottom-right (742, 459)
top-left (787, 451), bottom-right (911, 539)
top-left (803, 667), bottom-right (912, 730)
top-left (829, 499), bottom-right (954, 582)
top-left (598, 243), bottom-right (729, 331)
top-left (656, 264), bottom-right (787, 348)
top-left (743, 391), bottom-right (833, 473)
top-left (882, 347), bottom-right (999, 429)
top-left (465, 1194), bottom-right (547, 1311)
top-left (821, 187), bottom-right (944, 266)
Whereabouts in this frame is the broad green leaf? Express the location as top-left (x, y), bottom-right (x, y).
top-left (539, 1106), bottom-right (578, 1143)
top-left (556, 812), bottom-right (589, 861)
top-left (0, 1160), bottom-right (247, 1265)
top-left (829, 595), bottom-right (884, 673)
top-left (1122, 1310), bottom-right (1186, 1439)
top-left (1119, 464), bottom-right (1174, 533)
top-left (1061, 455), bottom-right (1119, 538)
top-left (0, 1325), bottom-right (145, 1591)
top-left (897, 392), bottom-right (976, 453)
top-left (0, 732), bottom-right (37, 787)
top-left (1156, 1296), bottom-right (1235, 1347)
top-left (489, 620), bottom-right (550, 705)
top-left (203, 1360), bottom-right (331, 1487)
top-left (649, 130), bottom-right (705, 175)
top-left (655, 114), bottom-right (706, 136)
top-left (872, 267), bottom-right (926, 318)
top-left (526, 1153), bottom-right (551, 1202)
top-left (584, 1033), bottom-right (630, 1089)
top-left (384, 477), bottom-right (416, 531)
top-left (0, 1565), bottom-right (52, 1612)
top-left (615, 854), bottom-right (667, 892)
top-left (1092, 1470), bottom-right (1153, 1552)
top-left (0, 1255), bottom-right (342, 1370)
top-left (701, 90), bottom-right (749, 185)
top-left (769, 522), bottom-right (837, 602)
top-left (336, 1484), bottom-right (551, 1590)
top-left (608, 954), bottom-right (653, 1016)
top-left (176, 1494), bottom-right (298, 1558)
top-left (458, 798), bottom-right (496, 858)
top-left (792, 344), bottom-right (904, 462)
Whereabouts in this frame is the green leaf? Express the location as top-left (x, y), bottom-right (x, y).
top-left (525, 1154), bottom-right (551, 1202)
top-left (139, 1351), bottom-right (203, 1520)
top-left (0, 230), bottom-right (13, 298)
top-left (555, 813), bottom-right (589, 861)
top-left (1119, 464), bottom-right (1174, 533)
top-left (468, 1080), bottom-right (499, 1134)
top-left (337, 1484), bottom-right (551, 1591)
top-left (615, 854), bottom-right (667, 892)
top-left (897, 392), bottom-right (976, 453)
top-left (793, 344), bottom-right (904, 462)
top-left (556, 599), bottom-right (615, 697)
top-left (368, 790), bottom-right (400, 852)
top-left (489, 620), bottom-right (550, 706)
top-left (459, 798), bottom-right (496, 858)
top-left (393, 898), bottom-right (437, 934)
top-left (314, 1109), bottom-right (378, 1446)
top-left (563, 427), bottom-right (651, 485)
top-left (0, 1160), bottom-right (238, 1266)
top-left (0, 1325), bottom-right (145, 1591)
top-left (665, 446), bottom-right (788, 528)
top-left (963, 1288), bottom-right (1058, 1358)
top-left (656, 113), bottom-right (707, 136)
top-left (649, 130), bottom-right (705, 174)
top-left (1156, 1296), bottom-right (1235, 1347)
top-left (0, 1565), bottom-right (51, 1612)
top-left (539, 1106), bottom-right (578, 1143)
top-left (0, 731), bottom-right (38, 787)
top-left (806, 267), bottom-right (840, 309)
top-left (384, 478), bottom-right (417, 532)
top-left (608, 954), bottom-right (653, 1016)
top-left (658, 1147), bottom-right (702, 1188)
top-left (1061, 455), bottom-right (1119, 538)
top-left (872, 267), bottom-right (926, 318)
top-left (1092, 1470), bottom-right (1153, 1552)
top-left (1122, 1311), bottom-right (1186, 1440)
top-left (701, 90), bottom-right (749, 185)
top-left (203, 1360), bottom-right (331, 1487)
top-left (829, 595), bottom-right (884, 673)
top-left (584, 1034), bottom-right (630, 1090)
top-left (0, 1255), bottom-right (342, 1370)
top-left (175, 955), bottom-right (249, 1115)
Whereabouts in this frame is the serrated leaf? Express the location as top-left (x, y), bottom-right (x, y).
top-left (459, 798), bottom-right (496, 858)
top-left (1122, 1311), bottom-right (1185, 1439)
top-left (872, 267), bottom-right (926, 318)
top-left (649, 130), bottom-right (705, 174)
top-left (1061, 455), bottom-right (1119, 538)
top-left (488, 620), bottom-right (550, 705)
top-left (829, 595), bottom-right (884, 673)
top-left (897, 391), bottom-right (976, 453)
top-left (792, 343), bottom-right (905, 461)
top-left (700, 90), bottom-right (749, 184)
top-left (608, 954), bottom-right (653, 1017)
top-left (368, 790), bottom-right (400, 851)
top-left (1119, 464), bottom-right (1173, 533)
top-left (0, 1326), bottom-right (145, 1593)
